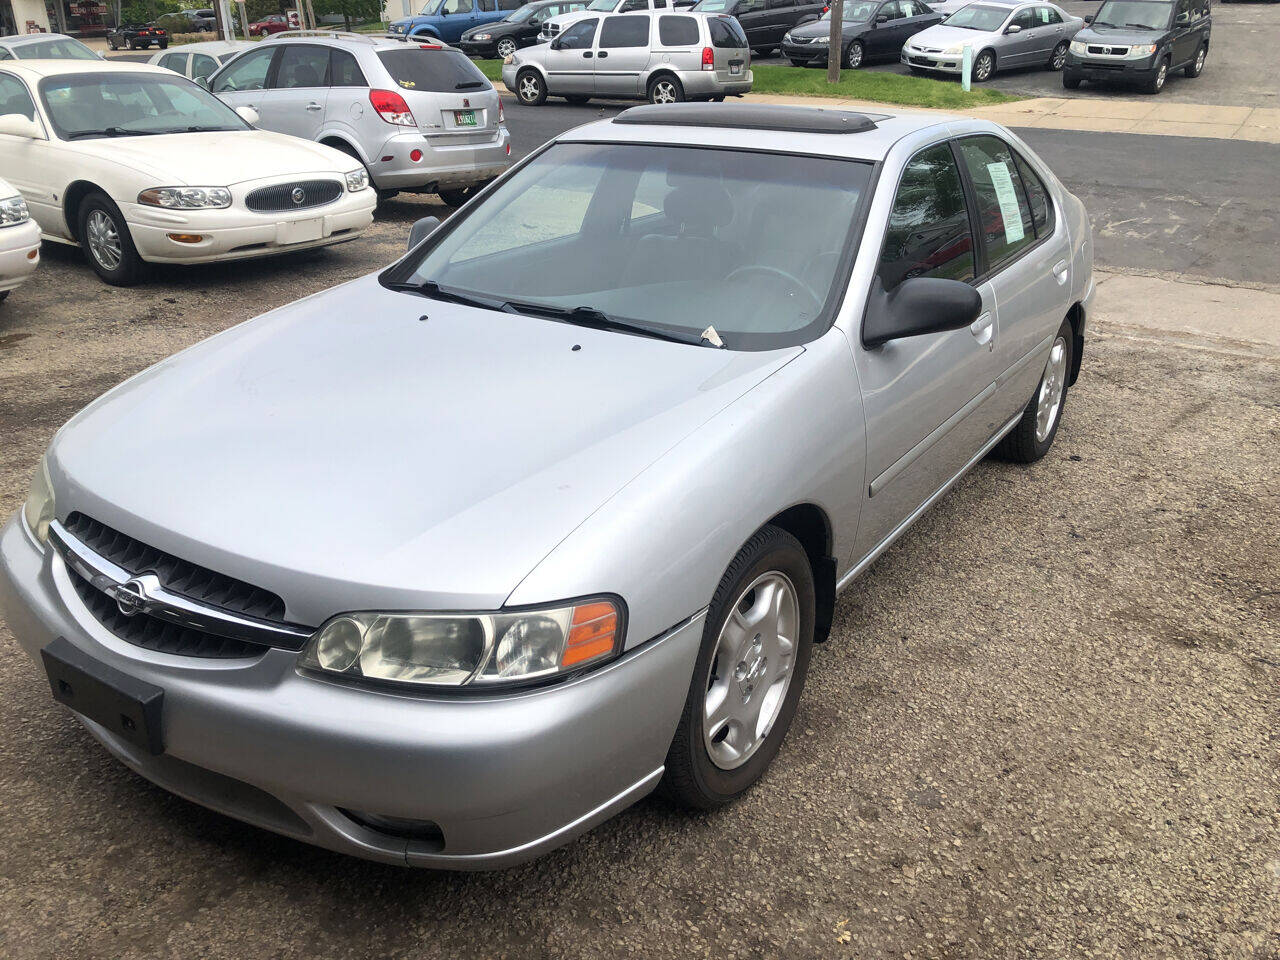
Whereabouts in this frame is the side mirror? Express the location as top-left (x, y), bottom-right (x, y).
top-left (408, 215), bottom-right (441, 249)
top-left (1004, 22), bottom-right (1020, 32)
top-left (235, 105), bottom-right (260, 125)
top-left (1174, 11), bottom-right (1188, 22)
top-left (0, 113), bottom-right (43, 139)
top-left (876, 13), bottom-right (889, 21)
top-left (1083, 13), bottom-right (1092, 21)
top-left (862, 277), bottom-right (982, 349)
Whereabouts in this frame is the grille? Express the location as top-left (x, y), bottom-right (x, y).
top-left (789, 35), bottom-right (814, 44)
top-left (63, 512), bottom-right (286, 621)
top-left (245, 179), bottom-right (343, 213)
top-left (1087, 44), bottom-right (1129, 55)
top-left (69, 571), bottom-right (266, 659)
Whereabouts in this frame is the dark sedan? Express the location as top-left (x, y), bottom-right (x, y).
top-left (106, 22), bottom-right (169, 50)
top-left (458, 0), bottom-right (587, 59)
top-left (692, 0), bottom-right (827, 56)
top-left (780, 0), bottom-right (941, 67)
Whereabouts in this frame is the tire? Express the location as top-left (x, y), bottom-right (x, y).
top-left (327, 141), bottom-right (395, 204)
top-left (158, 42), bottom-right (168, 49)
top-left (663, 525), bottom-right (816, 809)
top-left (972, 48), bottom-right (995, 82)
top-left (647, 73), bottom-right (684, 104)
top-left (843, 39), bottom-right (864, 69)
top-left (1062, 72), bottom-right (1081, 89)
top-left (1048, 40), bottom-right (1067, 70)
top-left (78, 192), bottom-right (146, 286)
top-left (1144, 56), bottom-right (1169, 93)
top-left (438, 186), bottom-right (481, 207)
top-left (563, 94), bottom-right (591, 104)
top-left (515, 68), bottom-right (546, 106)
top-left (992, 318), bottom-right (1073, 463)
top-left (1184, 43), bottom-right (1206, 78)
top-left (708, 94), bottom-right (726, 101)
top-left (496, 37), bottom-right (517, 58)
top-left (107, 38), bottom-right (117, 50)
top-left (789, 58), bottom-right (807, 66)
top-left (909, 65), bottom-right (928, 75)
top-left (0, 290), bottom-right (9, 304)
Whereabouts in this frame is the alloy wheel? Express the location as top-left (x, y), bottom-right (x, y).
top-left (85, 210), bottom-right (123, 271)
top-left (1051, 42), bottom-right (1067, 69)
top-left (497, 38), bottom-right (516, 58)
top-left (1034, 335), bottom-right (1068, 443)
top-left (651, 80), bottom-right (678, 104)
top-left (518, 74), bottom-right (540, 102)
top-left (975, 53), bottom-right (994, 81)
top-left (1154, 61), bottom-right (1167, 89)
top-left (846, 42), bottom-right (862, 68)
top-left (1194, 47), bottom-right (1205, 73)
top-left (702, 571), bottom-right (799, 770)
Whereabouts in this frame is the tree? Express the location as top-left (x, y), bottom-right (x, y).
top-left (826, 0), bottom-right (842, 84)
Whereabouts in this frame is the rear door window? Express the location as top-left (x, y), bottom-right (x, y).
top-left (658, 13), bottom-right (699, 43)
top-left (878, 142), bottom-right (974, 290)
top-left (955, 135), bottom-right (1036, 270)
top-left (274, 45), bottom-right (329, 88)
top-left (376, 48), bottom-right (490, 91)
top-left (709, 15), bottom-right (747, 45)
top-left (599, 14), bottom-right (651, 44)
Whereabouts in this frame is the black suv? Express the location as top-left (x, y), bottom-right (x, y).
top-left (1062, 0), bottom-right (1209, 94)
top-left (105, 21), bottom-right (169, 50)
top-left (692, 0), bottom-right (828, 56)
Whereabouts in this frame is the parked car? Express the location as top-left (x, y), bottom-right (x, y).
top-left (388, 0), bottom-right (528, 42)
top-left (162, 7), bottom-right (218, 31)
top-left (149, 40), bottom-right (256, 85)
top-left (458, 0), bottom-right (589, 58)
top-left (0, 174), bottom-right (40, 304)
top-left (0, 33), bottom-right (102, 61)
top-left (209, 32), bottom-right (510, 205)
top-left (0, 61), bottom-right (375, 285)
top-left (902, 0), bottom-right (1081, 80)
top-left (0, 101), bottom-right (1093, 868)
top-left (539, 0), bottom-right (673, 40)
top-left (1062, 0), bottom-right (1209, 93)
top-left (692, 0), bottom-right (826, 55)
top-left (249, 13), bottom-right (292, 35)
top-left (507, 10), bottom-right (751, 104)
top-left (106, 22), bottom-right (169, 50)
top-left (919, 0), bottom-right (976, 13)
top-left (781, 0), bottom-right (942, 68)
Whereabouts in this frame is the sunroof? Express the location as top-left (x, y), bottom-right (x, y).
top-left (612, 103), bottom-right (880, 135)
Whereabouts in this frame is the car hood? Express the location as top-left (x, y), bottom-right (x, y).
top-left (69, 129), bottom-right (352, 186)
top-left (788, 17), bottom-right (868, 38)
top-left (50, 276), bottom-right (800, 624)
top-left (1074, 24), bottom-right (1164, 44)
top-left (906, 23), bottom-right (995, 45)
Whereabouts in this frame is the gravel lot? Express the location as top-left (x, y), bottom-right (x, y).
top-left (1, 169), bottom-right (1278, 957)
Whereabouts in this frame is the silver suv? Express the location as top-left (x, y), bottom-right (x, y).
top-left (210, 31), bottom-right (510, 205)
top-left (505, 10), bottom-right (752, 104)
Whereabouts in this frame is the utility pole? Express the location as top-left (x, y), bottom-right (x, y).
top-left (826, 0), bottom-right (842, 84)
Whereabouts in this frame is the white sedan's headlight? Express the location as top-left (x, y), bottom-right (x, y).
top-left (22, 455), bottom-right (54, 546)
top-left (471, 32), bottom-right (491, 40)
top-left (299, 598), bottom-right (623, 689)
top-left (138, 186), bottom-right (232, 209)
top-left (942, 43), bottom-right (964, 54)
top-left (345, 167), bottom-right (370, 192)
top-left (1069, 39), bottom-right (1087, 54)
top-left (0, 194), bottom-right (29, 226)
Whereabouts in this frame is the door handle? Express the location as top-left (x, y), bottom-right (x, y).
top-left (305, 101), bottom-right (322, 111)
top-left (970, 311), bottom-right (994, 349)
top-left (597, 50), bottom-right (608, 57)
top-left (582, 50), bottom-right (593, 57)
top-left (1052, 259), bottom-right (1069, 285)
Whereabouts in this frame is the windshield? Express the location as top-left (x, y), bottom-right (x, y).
top-left (1092, 0), bottom-right (1172, 29)
top-left (692, 0), bottom-right (734, 10)
top-left (39, 72), bottom-right (248, 140)
top-left (383, 142), bottom-right (872, 351)
top-left (588, 0), bottom-right (617, 10)
top-left (15, 37), bottom-right (99, 60)
top-left (942, 3), bottom-right (1011, 29)
top-left (821, 1), bottom-right (879, 20)
top-left (504, 4), bottom-right (539, 20)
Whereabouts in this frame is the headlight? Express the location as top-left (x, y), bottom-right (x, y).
top-left (344, 167), bottom-right (369, 192)
top-left (299, 598), bottom-right (623, 689)
top-left (782, 32), bottom-right (791, 41)
top-left (138, 186), bottom-right (232, 209)
top-left (472, 32), bottom-right (491, 40)
top-left (942, 44), bottom-right (964, 54)
top-left (22, 456), bottom-right (54, 546)
top-left (1126, 43), bottom-right (1157, 58)
top-left (0, 194), bottom-right (29, 227)
top-left (1069, 39), bottom-right (1087, 54)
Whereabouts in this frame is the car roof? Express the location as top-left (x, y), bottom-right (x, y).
top-left (563, 103), bottom-right (992, 163)
top-left (0, 32), bottom-right (84, 46)
top-left (260, 29), bottom-right (438, 50)
top-left (159, 40), bottom-right (255, 53)
top-left (0, 60), bottom-right (172, 79)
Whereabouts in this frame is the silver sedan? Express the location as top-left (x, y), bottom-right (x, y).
top-left (0, 103), bottom-right (1094, 869)
top-left (903, 0), bottom-right (1084, 80)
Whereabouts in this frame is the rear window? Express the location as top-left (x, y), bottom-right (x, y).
top-left (708, 15), bottom-right (747, 46)
top-left (376, 48), bottom-right (489, 93)
top-left (659, 13), bottom-right (700, 43)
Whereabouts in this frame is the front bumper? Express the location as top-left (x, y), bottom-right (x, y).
top-left (901, 49), bottom-right (964, 73)
top-left (1063, 53), bottom-right (1160, 83)
top-left (456, 38), bottom-right (499, 58)
top-left (781, 40), bottom-right (827, 63)
top-left (121, 189), bottom-right (376, 265)
top-left (0, 513), bottom-right (703, 868)
top-left (368, 127), bottom-right (511, 192)
top-left (0, 218), bottom-right (41, 293)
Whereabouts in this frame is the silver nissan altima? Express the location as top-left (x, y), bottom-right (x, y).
top-left (0, 103), bottom-right (1094, 869)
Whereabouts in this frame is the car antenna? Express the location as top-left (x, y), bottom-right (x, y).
top-left (700, 325), bottom-right (725, 348)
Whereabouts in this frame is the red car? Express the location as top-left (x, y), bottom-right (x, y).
top-left (249, 14), bottom-right (290, 35)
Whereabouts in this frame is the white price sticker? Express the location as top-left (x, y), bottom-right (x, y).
top-left (986, 161), bottom-right (1025, 245)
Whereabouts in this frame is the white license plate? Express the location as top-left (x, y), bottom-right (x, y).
top-left (277, 218), bottom-right (324, 245)
top-left (729, 63), bottom-right (742, 75)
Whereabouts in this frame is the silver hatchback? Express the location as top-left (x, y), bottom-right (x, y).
top-left (210, 30), bottom-right (510, 204)
top-left (504, 10), bottom-right (752, 104)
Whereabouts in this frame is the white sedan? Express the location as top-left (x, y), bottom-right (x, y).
top-left (0, 61), bottom-right (376, 285)
top-left (147, 40), bottom-right (256, 87)
top-left (0, 174), bottom-right (41, 303)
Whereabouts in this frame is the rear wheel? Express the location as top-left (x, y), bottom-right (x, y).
top-left (78, 192), bottom-right (146, 286)
top-left (843, 39), bottom-right (864, 69)
top-left (972, 48), bottom-right (995, 81)
top-left (1184, 43), bottom-right (1206, 77)
top-left (438, 185), bottom-right (483, 207)
top-left (563, 94), bottom-right (591, 104)
top-left (663, 526), bottom-right (816, 809)
top-left (992, 319), bottom-right (1073, 463)
top-left (515, 68), bottom-right (546, 105)
top-left (1048, 40), bottom-right (1068, 70)
top-left (496, 37), bottom-right (517, 58)
top-left (647, 74), bottom-right (684, 104)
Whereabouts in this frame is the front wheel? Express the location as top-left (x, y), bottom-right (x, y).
top-left (843, 39), bottom-right (864, 69)
top-left (662, 525), bottom-right (815, 809)
top-left (1048, 40), bottom-right (1068, 70)
top-left (78, 192), bottom-right (146, 286)
top-left (515, 69), bottom-right (546, 105)
top-left (972, 48), bottom-right (996, 82)
top-left (496, 37), bottom-right (517, 58)
top-left (1145, 56), bottom-right (1169, 93)
top-left (647, 74), bottom-right (684, 104)
top-left (1184, 44), bottom-right (1206, 77)
top-left (992, 319), bottom-right (1073, 463)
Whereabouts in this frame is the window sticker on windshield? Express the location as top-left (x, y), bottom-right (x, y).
top-left (986, 161), bottom-right (1025, 245)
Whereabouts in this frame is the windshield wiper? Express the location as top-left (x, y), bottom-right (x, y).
top-left (184, 125), bottom-right (233, 132)
top-left (499, 300), bottom-right (711, 346)
top-left (64, 126), bottom-right (160, 140)
top-left (385, 278), bottom-right (503, 311)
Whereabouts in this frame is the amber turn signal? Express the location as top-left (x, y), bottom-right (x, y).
top-left (166, 234), bottom-right (204, 244)
top-left (561, 601), bottom-right (619, 668)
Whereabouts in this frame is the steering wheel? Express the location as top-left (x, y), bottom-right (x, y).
top-left (725, 264), bottom-right (821, 311)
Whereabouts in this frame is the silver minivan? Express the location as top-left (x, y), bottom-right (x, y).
top-left (504, 10), bottom-right (752, 104)
top-left (210, 30), bottom-right (510, 205)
